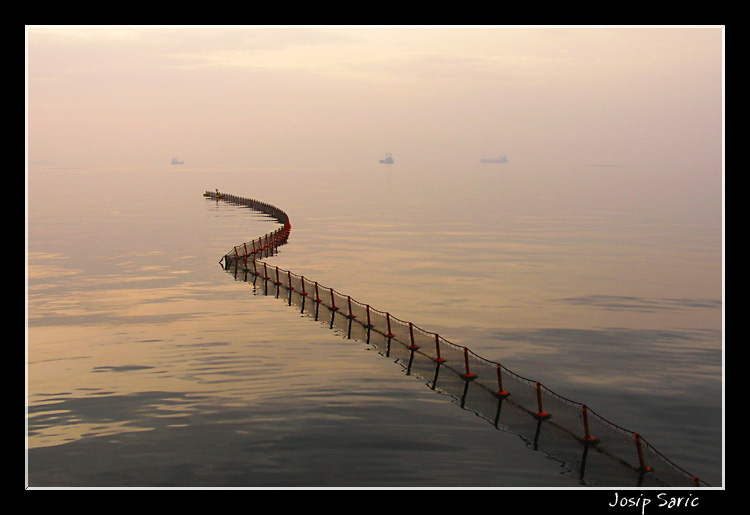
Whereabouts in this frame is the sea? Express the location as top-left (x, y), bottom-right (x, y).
top-left (26, 162), bottom-right (723, 488)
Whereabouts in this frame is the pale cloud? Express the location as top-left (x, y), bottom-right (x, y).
top-left (26, 25), bottom-right (724, 169)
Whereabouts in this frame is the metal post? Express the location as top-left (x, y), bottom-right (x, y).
top-left (634, 433), bottom-right (652, 472)
top-left (330, 289), bottom-right (338, 311)
top-left (408, 322), bottom-right (419, 350)
top-left (434, 334), bottom-right (445, 363)
top-left (461, 347), bottom-right (477, 381)
top-left (495, 365), bottom-right (509, 398)
top-left (535, 382), bottom-right (550, 419)
top-left (580, 404), bottom-right (597, 443)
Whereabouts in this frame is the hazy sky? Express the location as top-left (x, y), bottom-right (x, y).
top-left (26, 26), bottom-right (724, 170)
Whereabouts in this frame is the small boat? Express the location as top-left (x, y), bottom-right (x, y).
top-left (204, 189), bottom-right (224, 199)
top-left (171, 158), bottom-right (184, 165)
top-left (379, 153), bottom-right (394, 164)
top-left (480, 155), bottom-right (508, 164)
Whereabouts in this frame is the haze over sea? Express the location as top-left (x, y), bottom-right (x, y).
top-left (27, 160), bottom-right (722, 487)
top-left (26, 26), bottom-right (723, 488)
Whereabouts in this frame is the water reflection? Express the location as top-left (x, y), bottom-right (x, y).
top-left (27, 167), bottom-right (721, 487)
top-left (216, 187), bottom-right (710, 488)
top-left (226, 262), bottom-right (711, 487)
top-left (557, 294), bottom-right (722, 313)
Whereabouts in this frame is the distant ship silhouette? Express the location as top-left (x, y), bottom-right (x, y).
top-left (480, 155), bottom-right (508, 164)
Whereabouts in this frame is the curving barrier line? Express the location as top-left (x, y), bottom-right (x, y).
top-left (206, 190), bottom-right (710, 488)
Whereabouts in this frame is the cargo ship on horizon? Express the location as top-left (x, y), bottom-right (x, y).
top-left (480, 154), bottom-right (508, 164)
top-left (379, 153), bottom-right (394, 164)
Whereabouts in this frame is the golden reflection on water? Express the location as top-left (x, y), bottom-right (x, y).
top-left (26, 165), bottom-right (722, 486)
top-left (27, 256), bottom-right (392, 450)
top-left (29, 250), bottom-right (257, 448)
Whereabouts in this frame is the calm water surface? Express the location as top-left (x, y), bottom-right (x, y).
top-left (26, 163), bottom-right (723, 487)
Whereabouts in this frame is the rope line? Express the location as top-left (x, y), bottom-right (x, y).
top-left (207, 190), bottom-right (709, 487)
